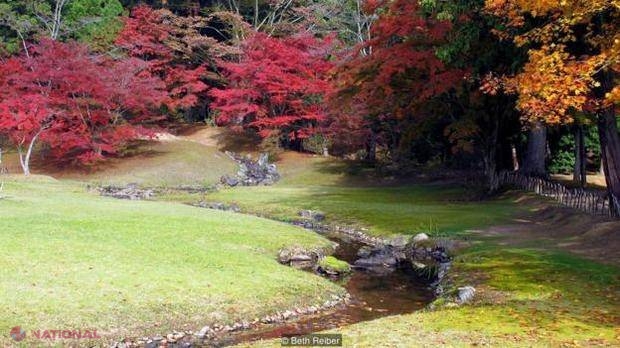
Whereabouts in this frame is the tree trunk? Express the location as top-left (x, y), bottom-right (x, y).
top-left (522, 122), bottom-right (547, 177)
top-left (597, 106), bottom-right (620, 209)
top-left (322, 138), bottom-right (329, 157)
top-left (484, 118), bottom-right (500, 192)
top-left (18, 132), bottom-right (42, 176)
top-left (511, 144), bottom-right (519, 171)
top-left (595, 69), bottom-right (620, 215)
top-left (573, 125), bottom-right (586, 187)
top-left (365, 129), bottom-right (377, 162)
top-left (18, 147), bottom-right (30, 176)
top-left (51, 0), bottom-right (68, 40)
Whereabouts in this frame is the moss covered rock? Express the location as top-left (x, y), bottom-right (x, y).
top-left (317, 256), bottom-right (352, 277)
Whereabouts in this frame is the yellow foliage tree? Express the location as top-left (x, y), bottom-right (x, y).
top-left (485, 0), bottom-right (620, 208)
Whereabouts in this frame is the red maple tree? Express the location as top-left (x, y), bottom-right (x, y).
top-left (209, 32), bottom-right (335, 144)
top-left (115, 5), bottom-right (210, 111)
top-left (328, 0), bottom-right (467, 157)
top-left (0, 39), bottom-right (168, 174)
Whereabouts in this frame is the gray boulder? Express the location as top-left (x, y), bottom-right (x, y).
top-left (267, 164), bottom-right (278, 175)
top-left (354, 255), bottom-right (398, 268)
top-left (277, 247), bottom-right (320, 269)
top-left (356, 246), bottom-right (373, 259)
top-left (221, 175), bottom-right (240, 187)
top-left (353, 245), bottom-right (401, 272)
top-left (98, 184), bottom-right (155, 200)
top-left (221, 152), bottom-right (281, 187)
top-left (387, 235), bottom-right (409, 248)
top-left (258, 153), bottom-right (269, 167)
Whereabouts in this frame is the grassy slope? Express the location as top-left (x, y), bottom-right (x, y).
top-left (0, 176), bottom-right (343, 346)
top-left (2, 137), bottom-right (237, 187)
top-left (58, 140), bottom-right (237, 187)
top-left (208, 153), bottom-right (515, 236)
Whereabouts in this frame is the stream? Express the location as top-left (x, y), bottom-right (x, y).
top-left (220, 231), bottom-right (435, 346)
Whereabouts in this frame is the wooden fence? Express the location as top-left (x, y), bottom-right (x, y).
top-left (498, 171), bottom-right (620, 218)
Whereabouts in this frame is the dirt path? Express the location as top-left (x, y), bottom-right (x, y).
top-left (176, 125), bottom-right (261, 153)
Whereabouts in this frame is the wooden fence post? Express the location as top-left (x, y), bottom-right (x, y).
top-left (497, 170), bottom-right (616, 218)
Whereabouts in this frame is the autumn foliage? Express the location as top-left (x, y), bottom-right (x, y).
top-left (328, 0), bottom-right (467, 154)
top-left (209, 32), bottom-right (335, 142)
top-left (483, 0), bottom-right (620, 200)
top-left (0, 0), bottom-right (618, 205)
top-left (0, 39), bottom-right (167, 170)
top-left (483, 0), bottom-right (619, 124)
top-left (115, 5), bottom-right (210, 111)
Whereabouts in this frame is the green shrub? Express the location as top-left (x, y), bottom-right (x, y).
top-left (549, 134), bottom-right (575, 174)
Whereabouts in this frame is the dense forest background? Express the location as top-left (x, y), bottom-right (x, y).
top-left (0, 0), bottom-right (618, 201)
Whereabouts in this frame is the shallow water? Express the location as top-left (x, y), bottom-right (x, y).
top-left (221, 233), bottom-right (434, 346)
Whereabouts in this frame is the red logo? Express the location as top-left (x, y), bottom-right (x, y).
top-left (10, 326), bottom-right (26, 341)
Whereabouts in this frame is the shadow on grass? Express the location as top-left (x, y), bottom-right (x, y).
top-left (213, 129), bottom-right (262, 154)
top-left (29, 140), bottom-right (170, 176)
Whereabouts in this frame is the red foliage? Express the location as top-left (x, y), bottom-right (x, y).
top-left (115, 5), bottom-right (209, 110)
top-left (327, 0), bottom-right (467, 152)
top-left (0, 39), bottom-right (167, 165)
top-left (209, 32), bottom-right (335, 141)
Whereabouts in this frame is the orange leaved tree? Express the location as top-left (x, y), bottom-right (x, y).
top-left (484, 0), bottom-right (620, 209)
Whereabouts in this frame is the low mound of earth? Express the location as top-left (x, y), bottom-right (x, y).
top-left (475, 194), bottom-right (620, 267)
top-left (1, 126), bottom-right (239, 187)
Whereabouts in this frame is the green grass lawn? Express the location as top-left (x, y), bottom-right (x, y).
top-left (210, 184), bottom-right (516, 237)
top-left (0, 176), bottom-right (343, 346)
top-left (208, 155), bottom-right (516, 237)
